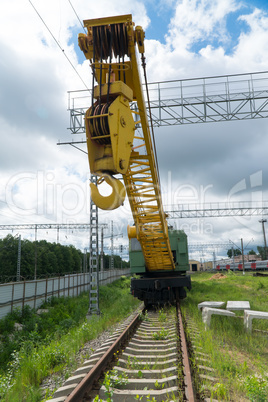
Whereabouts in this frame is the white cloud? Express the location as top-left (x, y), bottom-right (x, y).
top-left (0, 0), bottom-right (268, 253)
top-left (166, 0), bottom-right (240, 50)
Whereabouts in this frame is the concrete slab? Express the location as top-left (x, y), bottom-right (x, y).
top-left (198, 301), bottom-right (225, 310)
top-left (227, 301), bottom-right (250, 311)
top-left (202, 307), bottom-right (235, 327)
top-left (244, 309), bottom-right (268, 331)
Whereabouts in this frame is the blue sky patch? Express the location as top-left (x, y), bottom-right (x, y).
top-left (69, 25), bottom-right (87, 64)
top-left (144, 5), bottom-right (174, 43)
top-left (189, 8), bottom-right (252, 56)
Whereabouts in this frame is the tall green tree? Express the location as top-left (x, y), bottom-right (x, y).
top-left (227, 248), bottom-right (241, 258)
top-left (257, 246), bottom-right (267, 260)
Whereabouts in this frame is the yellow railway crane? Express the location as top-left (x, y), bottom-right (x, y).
top-left (78, 14), bottom-right (190, 304)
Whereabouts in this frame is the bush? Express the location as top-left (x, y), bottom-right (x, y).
top-left (0, 278), bottom-right (140, 401)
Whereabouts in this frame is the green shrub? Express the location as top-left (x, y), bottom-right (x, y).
top-left (0, 277), bottom-right (139, 401)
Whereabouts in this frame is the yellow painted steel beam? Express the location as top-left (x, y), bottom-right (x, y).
top-left (80, 15), bottom-right (175, 272)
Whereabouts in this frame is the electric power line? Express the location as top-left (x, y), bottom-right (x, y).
top-left (28, 0), bottom-right (89, 90)
top-left (67, 0), bottom-right (86, 34)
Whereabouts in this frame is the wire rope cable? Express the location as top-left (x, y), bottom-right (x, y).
top-left (27, 0), bottom-right (89, 91)
top-left (141, 53), bottom-right (161, 188)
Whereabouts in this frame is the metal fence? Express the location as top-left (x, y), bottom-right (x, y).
top-left (0, 269), bottom-right (130, 320)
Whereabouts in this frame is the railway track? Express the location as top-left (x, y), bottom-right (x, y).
top-left (46, 302), bottom-right (208, 402)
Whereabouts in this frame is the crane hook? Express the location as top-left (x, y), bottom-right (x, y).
top-left (90, 174), bottom-right (126, 210)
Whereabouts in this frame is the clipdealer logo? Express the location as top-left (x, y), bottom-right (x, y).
top-left (227, 170), bottom-right (263, 231)
top-left (5, 170), bottom-right (90, 220)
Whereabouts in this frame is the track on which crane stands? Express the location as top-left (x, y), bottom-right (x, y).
top-left (46, 297), bottom-right (215, 402)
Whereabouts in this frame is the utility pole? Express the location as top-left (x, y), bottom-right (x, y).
top-left (83, 248), bottom-right (87, 273)
top-left (241, 238), bottom-right (245, 275)
top-left (17, 235), bottom-right (21, 282)
top-left (101, 226), bottom-right (104, 271)
top-left (88, 175), bottom-right (100, 317)
top-left (259, 219), bottom-right (267, 260)
top-left (110, 220), bottom-right (114, 270)
top-left (57, 225), bottom-right (60, 243)
top-left (34, 224), bottom-right (37, 280)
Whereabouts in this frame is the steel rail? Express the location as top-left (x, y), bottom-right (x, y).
top-left (65, 311), bottom-right (142, 402)
top-left (177, 300), bottom-right (195, 402)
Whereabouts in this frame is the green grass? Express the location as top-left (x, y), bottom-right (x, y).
top-left (0, 276), bottom-right (140, 402)
top-left (181, 271), bottom-right (268, 401)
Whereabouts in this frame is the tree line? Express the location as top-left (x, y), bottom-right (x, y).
top-left (0, 235), bottom-right (129, 282)
top-left (227, 247), bottom-right (267, 260)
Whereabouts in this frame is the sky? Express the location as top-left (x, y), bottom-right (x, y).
top-left (1, 0), bottom-right (268, 263)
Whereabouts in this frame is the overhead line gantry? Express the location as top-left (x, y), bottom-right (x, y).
top-left (65, 70), bottom-right (268, 137)
top-left (165, 201), bottom-right (268, 219)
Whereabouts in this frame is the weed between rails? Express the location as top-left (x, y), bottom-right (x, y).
top-left (152, 328), bottom-right (169, 340)
top-left (0, 276), bottom-right (140, 402)
top-left (97, 308), bottom-right (178, 401)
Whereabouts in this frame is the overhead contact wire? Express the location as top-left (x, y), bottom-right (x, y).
top-left (67, 0), bottom-right (86, 34)
top-left (28, 0), bottom-right (89, 91)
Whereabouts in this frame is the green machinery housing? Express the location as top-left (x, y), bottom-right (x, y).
top-left (130, 228), bottom-right (191, 305)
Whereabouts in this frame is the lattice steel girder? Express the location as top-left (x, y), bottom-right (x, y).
top-left (165, 203), bottom-right (268, 218)
top-left (68, 71), bottom-right (268, 132)
top-left (188, 243), bottom-right (230, 250)
top-left (0, 223), bottom-right (107, 230)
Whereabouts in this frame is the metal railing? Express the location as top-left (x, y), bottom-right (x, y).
top-left (66, 70), bottom-right (268, 134)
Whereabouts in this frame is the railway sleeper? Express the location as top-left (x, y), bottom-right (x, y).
top-left (136, 328), bottom-right (177, 336)
top-left (129, 340), bottom-right (177, 348)
top-left (121, 351), bottom-right (178, 361)
top-left (118, 357), bottom-right (178, 369)
top-left (114, 365), bottom-right (178, 379)
top-left (138, 321), bottom-right (176, 328)
top-left (124, 346), bottom-right (177, 355)
top-left (108, 374), bottom-right (178, 389)
top-left (99, 385), bottom-right (179, 402)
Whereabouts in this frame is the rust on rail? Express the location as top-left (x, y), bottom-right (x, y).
top-left (65, 311), bottom-right (142, 402)
top-left (177, 300), bottom-right (196, 402)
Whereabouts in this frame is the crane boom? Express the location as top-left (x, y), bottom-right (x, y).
top-left (79, 14), bottom-right (174, 272)
top-left (78, 14), bottom-right (191, 304)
